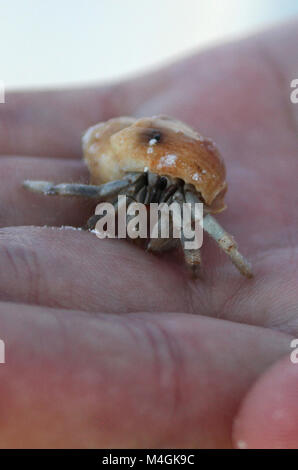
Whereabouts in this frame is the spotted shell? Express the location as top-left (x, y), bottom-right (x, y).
top-left (82, 115), bottom-right (227, 213)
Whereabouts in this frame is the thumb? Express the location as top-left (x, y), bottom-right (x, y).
top-left (232, 353), bottom-right (298, 449)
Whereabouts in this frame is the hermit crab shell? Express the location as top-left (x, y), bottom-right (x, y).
top-left (82, 115), bottom-right (228, 213)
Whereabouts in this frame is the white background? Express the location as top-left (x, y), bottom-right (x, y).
top-left (1, 0), bottom-right (298, 90)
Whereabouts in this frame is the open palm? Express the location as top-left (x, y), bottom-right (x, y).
top-left (0, 20), bottom-right (297, 448)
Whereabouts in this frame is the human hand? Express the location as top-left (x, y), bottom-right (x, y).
top-left (0, 20), bottom-right (297, 448)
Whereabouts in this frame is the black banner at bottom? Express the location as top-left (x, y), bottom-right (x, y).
top-left (0, 449), bottom-right (296, 465)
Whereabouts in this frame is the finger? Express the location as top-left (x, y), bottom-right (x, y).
top-left (1, 21), bottom-right (297, 160)
top-left (0, 85), bottom-right (129, 159)
top-left (0, 227), bottom-right (297, 326)
top-left (0, 226), bottom-right (188, 313)
top-left (133, 20), bottom-right (298, 162)
top-left (232, 355), bottom-right (298, 449)
top-left (0, 156), bottom-right (92, 228)
top-left (0, 301), bottom-right (290, 448)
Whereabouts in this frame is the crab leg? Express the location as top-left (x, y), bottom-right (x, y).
top-left (135, 185), bottom-right (147, 203)
top-left (184, 186), bottom-right (252, 277)
top-left (203, 214), bottom-right (253, 278)
top-left (181, 237), bottom-right (201, 277)
top-left (85, 176), bottom-right (147, 231)
top-left (160, 182), bottom-right (179, 203)
top-left (178, 189), bottom-right (202, 276)
top-left (23, 173), bottom-right (143, 201)
top-left (143, 173), bottom-right (159, 204)
top-left (147, 207), bottom-right (178, 252)
top-left (147, 180), bottom-right (180, 252)
top-left (84, 214), bottom-right (102, 230)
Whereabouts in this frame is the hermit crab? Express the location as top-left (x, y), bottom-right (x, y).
top-left (23, 115), bottom-right (252, 278)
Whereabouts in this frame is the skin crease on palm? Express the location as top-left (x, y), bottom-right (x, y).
top-left (0, 20), bottom-right (297, 449)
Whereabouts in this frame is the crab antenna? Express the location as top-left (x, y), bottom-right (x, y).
top-left (203, 214), bottom-right (253, 278)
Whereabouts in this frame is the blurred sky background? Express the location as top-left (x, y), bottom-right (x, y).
top-left (1, 0), bottom-right (298, 90)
